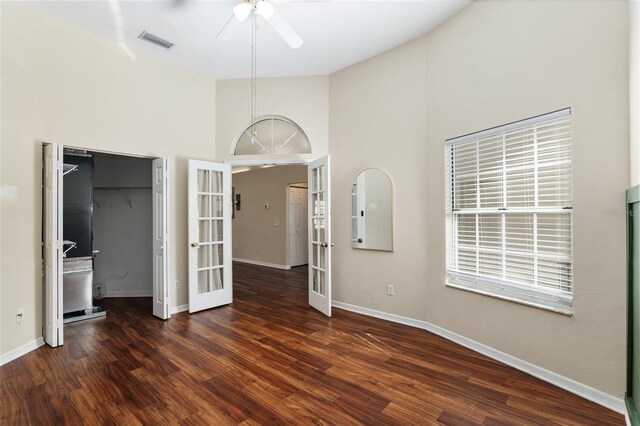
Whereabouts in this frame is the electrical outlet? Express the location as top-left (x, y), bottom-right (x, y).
top-left (174, 280), bottom-right (180, 290)
top-left (274, 220), bottom-right (280, 226)
top-left (387, 285), bottom-right (395, 296)
top-left (16, 309), bottom-right (24, 323)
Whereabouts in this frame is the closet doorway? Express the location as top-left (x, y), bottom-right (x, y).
top-left (92, 152), bottom-right (154, 298)
top-left (42, 144), bottom-right (169, 348)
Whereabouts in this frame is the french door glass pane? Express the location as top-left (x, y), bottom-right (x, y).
top-left (212, 220), bottom-right (223, 242)
top-left (198, 195), bottom-right (210, 217)
top-left (212, 172), bottom-right (223, 193)
top-left (196, 167), bottom-right (225, 295)
top-left (312, 244), bottom-right (318, 264)
top-left (198, 245), bottom-right (210, 269)
top-left (199, 220), bottom-right (210, 242)
top-left (211, 268), bottom-right (223, 290)
top-left (319, 246), bottom-right (326, 270)
top-left (198, 270), bottom-right (210, 294)
top-left (198, 268), bottom-right (224, 294)
top-left (312, 169), bottom-right (318, 191)
top-left (197, 170), bottom-right (223, 193)
top-left (213, 244), bottom-right (223, 266)
top-left (316, 218), bottom-right (325, 242)
top-left (318, 166), bottom-right (324, 191)
top-left (211, 195), bottom-right (223, 217)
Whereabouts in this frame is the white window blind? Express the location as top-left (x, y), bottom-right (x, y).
top-left (445, 109), bottom-right (573, 314)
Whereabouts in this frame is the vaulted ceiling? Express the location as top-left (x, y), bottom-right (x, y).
top-left (30, 1), bottom-right (470, 79)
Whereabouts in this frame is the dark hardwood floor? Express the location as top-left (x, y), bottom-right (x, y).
top-left (1, 262), bottom-right (624, 425)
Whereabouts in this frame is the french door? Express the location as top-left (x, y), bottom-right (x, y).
top-left (308, 155), bottom-right (332, 316)
top-left (188, 160), bottom-right (232, 313)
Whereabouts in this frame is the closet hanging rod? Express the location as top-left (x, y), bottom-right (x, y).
top-left (93, 186), bottom-right (152, 190)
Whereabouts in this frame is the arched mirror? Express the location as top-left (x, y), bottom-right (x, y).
top-left (351, 168), bottom-right (393, 251)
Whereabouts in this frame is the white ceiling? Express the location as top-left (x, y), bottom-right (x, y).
top-left (30, 0), bottom-right (470, 79)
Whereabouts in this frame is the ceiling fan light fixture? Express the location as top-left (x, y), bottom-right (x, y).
top-left (233, 2), bottom-right (252, 22)
top-left (256, 1), bottom-right (274, 20)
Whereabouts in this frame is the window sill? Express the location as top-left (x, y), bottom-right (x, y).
top-left (446, 275), bottom-right (573, 316)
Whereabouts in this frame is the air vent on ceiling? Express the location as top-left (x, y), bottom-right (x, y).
top-left (138, 31), bottom-right (174, 49)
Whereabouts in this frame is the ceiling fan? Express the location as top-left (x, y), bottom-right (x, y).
top-left (217, 0), bottom-right (304, 49)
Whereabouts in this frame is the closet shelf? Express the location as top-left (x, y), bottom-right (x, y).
top-left (93, 187), bottom-right (151, 209)
top-left (93, 186), bottom-right (152, 190)
top-left (63, 163), bottom-right (79, 176)
top-left (62, 240), bottom-right (77, 258)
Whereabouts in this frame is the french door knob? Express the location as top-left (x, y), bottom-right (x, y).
top-left (321, 242), bottom-right (328, 248)
top-left (191, 242), bottom-right (199, 248)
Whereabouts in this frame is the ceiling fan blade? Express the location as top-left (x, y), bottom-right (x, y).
top-left (216, 13), bottom-right (240, 41)
top-left (268, 9), bottom-right (303, 49)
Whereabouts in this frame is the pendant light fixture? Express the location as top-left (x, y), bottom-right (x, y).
top-left (219, 1), bottom-right (303, 49)
top-left (250, 8), bottom-right (258, 142)
top-left (221, 1), bottom-right (303, 144)
top-left (234, 0), bottom-right (274, 22)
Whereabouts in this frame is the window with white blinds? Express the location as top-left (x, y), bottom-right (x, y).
top-left (445, 109), bottom-right (573, 314)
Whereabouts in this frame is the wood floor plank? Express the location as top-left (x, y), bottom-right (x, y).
top-left (0, 262), bottom-right (624, 425)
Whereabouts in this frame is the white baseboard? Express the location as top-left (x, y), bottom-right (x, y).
top-left (170, 304), bottom-right (189, 315)
top-left (332, 301), bottom-right (625, 414)
top-left (0, 337), bottom-right (45, 366)
top-left (105, 290), bottom-right (153, 298)
top-left (233, 258), bottom-right (291, 270)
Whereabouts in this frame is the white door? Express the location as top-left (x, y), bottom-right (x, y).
top-left (188, 160), bottom-right (232, 313)
top-left (43, 144), bottom-right (64, 347)
top-left (289, 186), bottom-right (308, 267)
top-left (152, 158), bottom-right (170, 319)
top-left (308, 156), bottom-right (331, 316)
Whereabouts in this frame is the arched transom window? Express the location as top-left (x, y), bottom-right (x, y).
top-left (234, 115), bottom-right (311, 156)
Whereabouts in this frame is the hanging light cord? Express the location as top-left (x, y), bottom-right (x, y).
top-left (251, 4), bottom-right (257, 130)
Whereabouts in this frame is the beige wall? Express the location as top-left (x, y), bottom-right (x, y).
top-left (0, 3), bottom-right (216, 355)
top-left (330, 0), bottom-right (629, 397)
top-left (215, 76), bottom-right (329, 161)
top-left (232, 166), bottom-right (307, 266)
